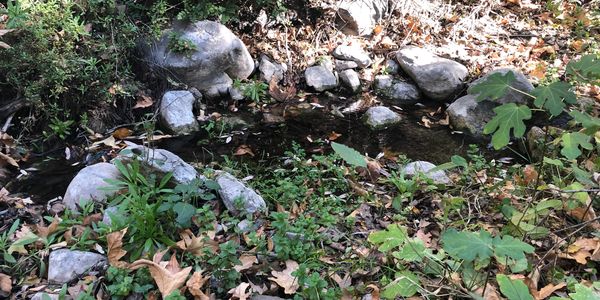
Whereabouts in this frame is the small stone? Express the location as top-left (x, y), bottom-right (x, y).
top-left (339, 69), bottom-right (361, 93)
top-left (159, 91), bottom-right (199, 135)
top-left (229, 86), bottom-right (245, 101)
top-left (305, 66), bottom-right (338, 92)
top-left (216, 171), bottom-right (266, 215)
top-left (373, 75), bottom-right (421, 105)
top-left (259, 54), bottom-right (286, 83)
top-left (403, 161), bottom-right (450, 184)
top-left (363, 106), bottom-right (401, 130)
top-left (236, 219), bottom-right (252, 233)
top-left (384, 59), bottom-right (400, 74)
top-left (374, 75), bottom-right (393, 90)
top-left (48, 249), bottom-right (107, 284)
top-left (335, 60), bottom-right (358, 71)
top-left (63, 163), bottom-right (121, 212)
top-left (333, 45), bottom-right (372, 68)
top-left (262, 112), bottom-right (285, 124)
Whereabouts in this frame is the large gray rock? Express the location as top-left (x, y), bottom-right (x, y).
top-left (305, 66), bottom-right (338, 92)
top-left (160, 91), bottom-right (199, 135)
top-left (63, 163), bottom-right (121, 212)
top-left (447, 69), bottom-right (533, 138)
top-left (142, 21), bottom-right (254, 96)
top-left (403, 161), bottom-right (450, 184)
top-left (363, 106), bottom-right (401, 130)
top-left (396, 46), bottom-right (468, 101)
top-left (215, 171), bottom-right (266, 215)
top-left (48, 249), bottom-right (107, 284)
top-left (333, 45), bottom-right (372, 68)
top-left (259, 54), bottom-right (286, 83)
top-left (339, 69), bottom-right (361, 93)
top-left (115, 143), bottom-right (199, 185)
top-left (337, 0), bottom-right (388, 36)
top-left (373, 75), bottom-right (421, 105)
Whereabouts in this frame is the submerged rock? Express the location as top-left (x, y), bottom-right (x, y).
top-left (373, 75), bottom-right (421, 105)
top-left (339, 69), bottom-right (361, 93)
top-left (215, 171), bottom-right (266, 215)
top-left (63, 163), bottom-right (121, 212)
top-left (337, 0), bottom-right (388, 36)
top-left (363, 106), bottom-right (401, 130)
top-left (396, 46), bottom-right (468, 101)
top-left (48, 249), bottom-right (107, 284)
top-left (305, 65), bottom-right (338, 92)
top-left (142, 21), bottom-right (254, 96)
top-left (403, 161), bottom-right (450, 184)
top-left (159, 90), bottom-right (199, 135)
top-left (333, 45), bottom-right (372, 68)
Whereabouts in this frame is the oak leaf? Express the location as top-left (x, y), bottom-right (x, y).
top-left (228, 282), bottom-right (251, 300)
top-left (176, 229), bottom-right (218, 256)
top-left (129, 251), bottom-right (192, 298)
top-left (186, 271), bottom-right (210, 300)
top-left (233, 254), bottom-right (257, 272)
top-left (107, 228), bottom-right (128, 267)
top-left (269, 260), bottom-right (300, 294)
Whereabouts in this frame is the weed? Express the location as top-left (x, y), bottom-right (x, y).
top-left (168, 32), bottom-right (197, 54)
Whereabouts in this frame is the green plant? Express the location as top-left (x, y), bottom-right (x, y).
top-left (44, 117), bottom-right (75, 140)
top-left (331, 142), bottom-right (367, 168)
top-left (0, 220), bottom-right (20, 264)
top-left (237, 80), bottom-right (269, 103)
top-left (167, 32), bottom-right (197, 54)
top-left (206, 241), bottom-right (241, 292)
top-left (105, 267), bottom-right (154, 298)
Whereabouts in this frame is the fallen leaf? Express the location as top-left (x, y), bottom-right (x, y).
top-left (228, 282), bottom-right (251, 300)
top-left (523, 164), bottom-right (538, 185)
top-left (269, 260), bottom-right (300, 294)
top-left (107, 228), bottom-right (128, 267)
top-left (536, 282), bottom-right (566, 300)
top-left (0, 152), bottom-right (18, 167)
top-left (234, 254), bottom-right (258, 272)
top-left (129, 251), bottom-right (192, 298)
top-left (0, 273), bottom-right (11, 297)
top-left (269, 79), bottom-right (296, 102)
top-left (35, 218), bottom-right (59, 239)
top-left (176, 229), bottom-right (218, 256)
top-left (112, 128), bottom-right (133, 140)
top-left (234, 145), bottom-right (255, 157)
top-left (186, 271), bottom-right (210, 300)
top-left (134, 92), bottom-right (154, 109)
top-left (91, 135), bottom-right (117, 148)
top-left (328, 131), bottom-right (341, 141)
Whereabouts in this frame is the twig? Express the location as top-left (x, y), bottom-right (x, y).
top-left (1, 113), bottom-right (14, 132)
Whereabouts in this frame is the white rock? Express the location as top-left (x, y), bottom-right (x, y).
top-left (48, 249), bottom-right (107, 284)
top-left (339, 69), bottom-right (361, 93)
top-left (259, 54), bottom-right (287, 83)
top-left (333, 45), bottom-right (372, 68)
top-left (63, 163), bottom-right (121, 212)
top-left (305, 66), bottom-right (338, 92)
top-left (403, 161), bottom-right (450, 184)
top-left (160, 91), bottom-right (199, 135)
top-left (337, 0), bottom-right (388, 36)
top-left (216, 171), bottom-right (266, 215)
top-left (363, 106), bottom-right (401, 130)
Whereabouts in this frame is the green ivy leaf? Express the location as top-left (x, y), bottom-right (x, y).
top-left (469, 71), bottom-right (516, 101)
top-left (441, 229), bottom-right (493, 261)
top-left (493, 235), bottom-right (535, 261)
top-left (381, 271), bottom-right (420, 299)
top-left (483, 103), bottom-right (532, 150)
top-left (531, 82), bottom-right (576, 116)
top-left (368, 224), bottom-right (408, 252)
top-left (560, 132), bottom-right (593, 160)
top-left (567, 55), bottom-right (600, 82)
top-left (331, 142), bottom-right (367, 168)
top-left (497, 274), bottom-right (533, 300)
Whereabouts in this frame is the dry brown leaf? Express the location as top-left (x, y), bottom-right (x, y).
top-left (228, 282), bottom-right (251, 300)
top-left (91, 135), bottom-right (117, 149)
top-left (112, 128), bottom-right (133, 140)
top-left (0, 152), bottom-right (18, 167)
top-left (523, 165), bottom-right (538, 185)
top-left (0, 273), bottom-right (11, 297)
top-left (234, 254), bottom-right (258, 272)
top-left (365, 284), bottom-right (380, 300)
top-left (327, 131), bottom-right (341, 141)
top-left (269, 79), bottom-right (296, 102)
top-left (134, 92), bottom-right (154, 109)
top-left (473, 283), bottom-right (500, 300)
top-left (186, 271), bottom-right (210, 300)
top-left (269, 260), bottom-right (300, 294)
top-left (176, 229), bottom-right (218, 256)
top-left (234, 145), bottom-right (255, 157)
top-left (107, 228), bottom-right (128, 267)
top-left (129, 251), bottom-right (192, 298)
top-left (535, 282), bottom-right (566, 300)
top-left (0, 29), bottom-right (14, 36)
top-left (35, 218), bottom-right (59, 239)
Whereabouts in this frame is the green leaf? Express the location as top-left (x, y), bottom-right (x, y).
top-left (531, 82), bottom-right (576, 116)
top-left (543, 157), bottom-right (564, 167)
top-left (493, 235), bottom-right (534, 261)
top-left (392, 239), bottom-right (427, 262)
top-left (569, 283), bottom-right (600, 300)
top-left (331, 142), bottom-right (366, 168)
top-left (567, 55), bottom-right (600, 82)
top-left (560, 132), bottom-right (593, 159)
top-left (173, 202), bottom-right (195, 228)
top-left (368, 224), bottom-right (408, 252)
top-left (469, 71), bottom-right (516, 101)
top-left (441, 229), bottom-right (493, 261)
top-left (570, 111), bottom-right (600, 134)
top-left (496, 274), bottom-right (534, 300)
top-left (483, 103), bottom-right (532, 150)
top-left (381, 271), bottom-right (420, 299)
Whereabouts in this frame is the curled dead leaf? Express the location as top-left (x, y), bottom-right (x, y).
top-left (186, 271), bottom-right (210, 300)
top-left (269, 260), bottom-right (300, 294)
top-left (129, 251), bottom-right (192, 298)
top-left (228, 282), bottom-right (251, 300)
top-left (234, 145), bottom-right (255, 157)
top-left (107, 228), bottom-right (128, 267)
top-left (234, 254), bottom-right (258, 272)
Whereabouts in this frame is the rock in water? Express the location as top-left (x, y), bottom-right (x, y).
top-left (363, 106), bottom-right (401, 130)
top-left (160, 90), bottom-right (199, 135)
top-left (305, 65), bottom-right (338, 92)
top-left (373, 75), bottom-right (421, 105)
top-left (446, 69), bottom-right (533, 139)
top-left (142, 21), bottom-right (254, 96)
top-left (396, 46), bottom-right (468, 101)
top-left (339, 69), bottom-right (361, 93)
top-left (215, 171), bottom-right (266, 215)
top-left (63, 163), bottom-right (121, 212)
top-left (48, 249), bottom-right (107, 284)
top-left (333, 45), bottom-right (372, 68)
top-left (403, 161), bottom-right (450, 184)
top-left (337, 0), bottom-right (388, 36)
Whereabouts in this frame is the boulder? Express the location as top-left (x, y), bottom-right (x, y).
top-left (142, 21), bottom-right (254, 96)
top-left (396, 46), bottom-right (468, 101)
top-left (63, 163), bottom-right (121, 212)
top-left (48, 249), bottom-right (107, 284)
top-left (363, 106), bottom-right (401, 130)
top-left (373, 75), bottom-right (421, 105)
top-left (159, 90), bottom-right (199, 135)
top-left (305, 66), bottom-right (338, 92)
top-left (447, 69), bottom-right (533, 138)
top-left (215, 171), bottom-right (266, 215)
top-left (259, 54), bottom-right (286, 83)
top-left (339, 69), bottom-right (361, 93)
top-left (115, 143), bottom-right (199, 185)
top-left (403, 161), bottom-right (450, 184)
top-left (337, 0), bottom-right (388, 36)
top-left (335, 60), bottom-right (358, 71)
top-left (333, 45), bottom-right (372, 68)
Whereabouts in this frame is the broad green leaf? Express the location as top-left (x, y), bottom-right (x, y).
top-left (570, 111), bottom-right (600, 134)
top-left (493, 235), bottom-right (534, 261)
top-left (392, 239), bottom-right (427, 262)
top-left (451, 155), bottom-right (468, 168)
top-left (483, 103), bottom-right (532, 150)
top-left (469, 71), bottom-right (516, 101)
top-left (381, 271), bottom-right (420, 299)
top-left (571, 163), bottom-right (595, 186)
top-left (543, 157), bottom-right (564, 167)
top-left (531, 82), bottom-right (576, 116)
top-left (569, 283), bottom-right (600, 300)
top-left (7, 231), bottom-right (40, 254)
top-left (566, 55), bottom-right (600, 82)
top-left (368, 224), bottom-right (408, 252)
top-left (331, 142), bottom-right (367, 168)
top-left (173, 202), bottom-right (195, 228)
top-left (560, 132), bottom-right (593, 159)
top-left (534, 199), bottom-right (563, 211)
top-left (496, 274), bottom-right (534, 300)
top-left (441, 229), bottom-right (493, 261)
